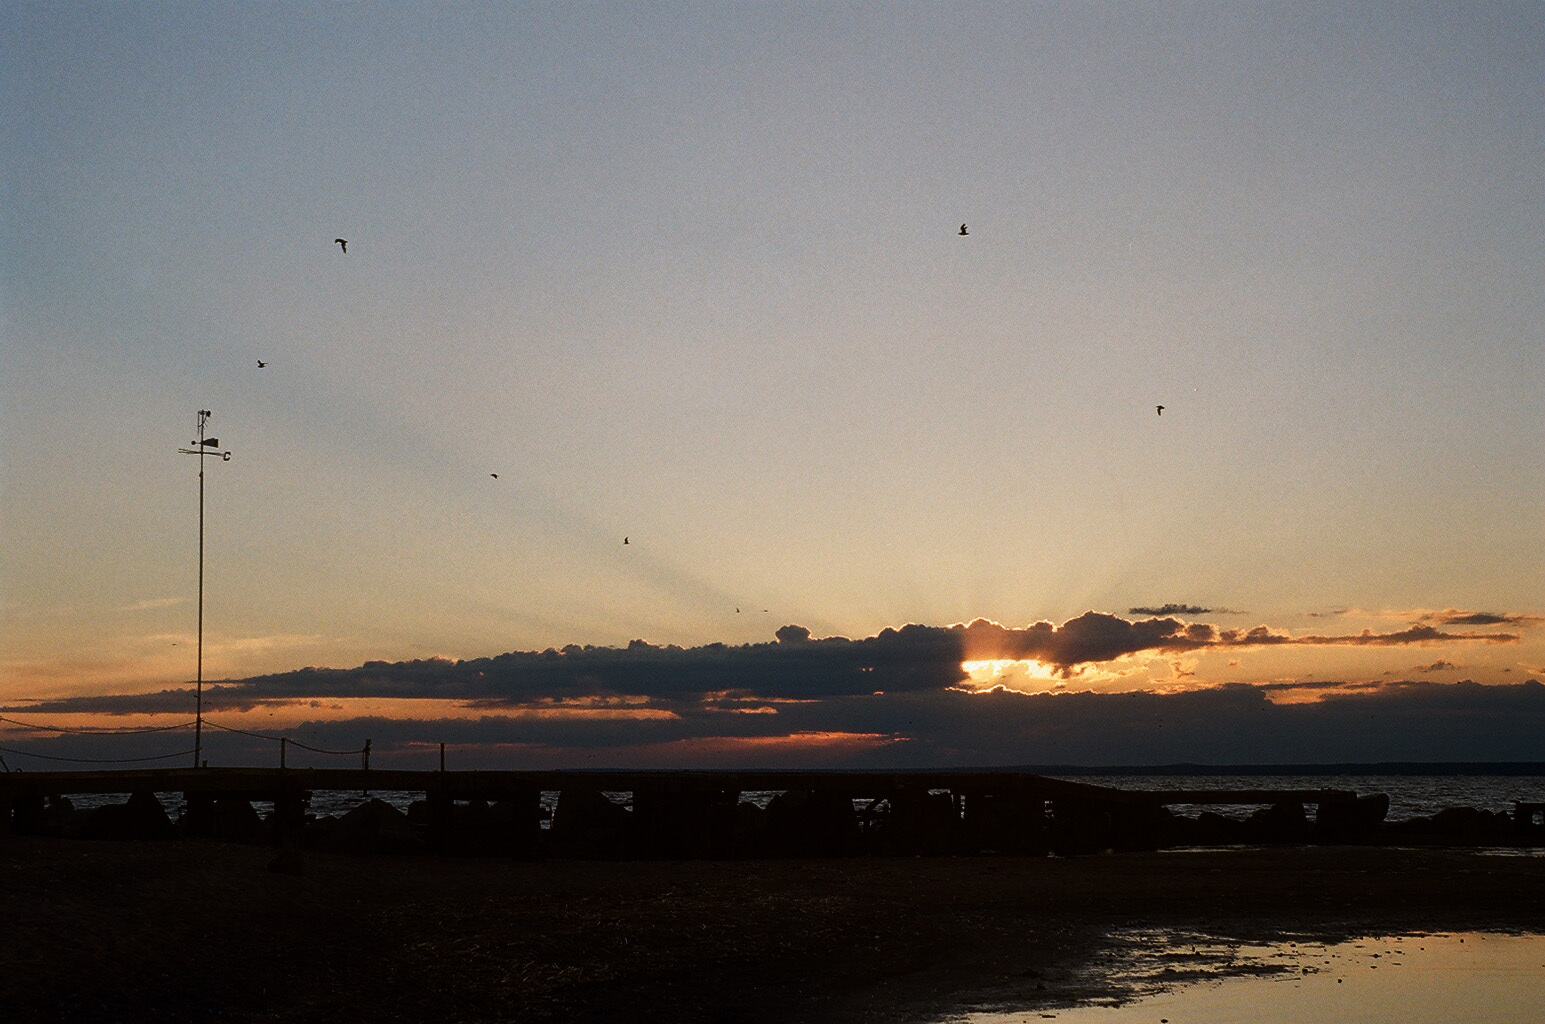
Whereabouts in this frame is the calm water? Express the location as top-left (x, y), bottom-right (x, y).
top-left (946, 932), bottom-right (1545, 1024)
top-left (57, 772), bottom-right (1545, 823)
top-left (1060, 774), bottom-right (1545, 821)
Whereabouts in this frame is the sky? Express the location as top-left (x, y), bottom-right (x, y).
top-left (4, 2), bottom-right (1544, 769)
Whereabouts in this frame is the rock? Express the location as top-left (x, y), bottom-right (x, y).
top-left (550, 788), bottom-right (632, 857)
top-left (1110, 802), bottom-right (1180, 853)
top-left (319, 797), bottom-right (422, 854)
top-left (1243, 801), bottom-right (1309, 845)
top-left (876, 788), bottom-right (959, 855)
top-left (1314, 793), bottom-right (1389, 843)
top-left (1192, 810), bottom-right (1246, 846)
top-left (733, 800), bottom-right (767, 856)
top-left (84, 791), bottom-right (175, 841)
top-left (1047, 799), bottom-right (1115, 856)
top-left (961, 791), bottom-right (1051, 855)
top-left (631, 788), bottom-right (739, 859)
top-left (42, 795), bottom-right (85, 838)
top-left (765, 790), bottom-right (860, 857)
top-left (209, 798), bottom-right (268, 844)
top-left (1427, 806), bottom-right (1513, 843)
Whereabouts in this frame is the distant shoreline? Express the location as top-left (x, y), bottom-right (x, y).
top-left (1020, 761), bottom-right (1545, 776)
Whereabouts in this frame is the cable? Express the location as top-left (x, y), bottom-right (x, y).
top-left (282, 738), bottom-right (362, 757)
top-left (0, 744), bottom-right (197, 764)
top-left (201, 719), bottom-right (283, 742)
top-left (0, 715), bottom-right (195, 736)
top-left (202, 718), bottom-right (361, 756)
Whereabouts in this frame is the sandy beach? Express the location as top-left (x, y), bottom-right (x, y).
top-left (4, 837), bottom-right (1543, 1023)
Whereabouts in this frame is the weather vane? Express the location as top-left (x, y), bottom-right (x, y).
top-left (177, 409), bottom-right (231, 768)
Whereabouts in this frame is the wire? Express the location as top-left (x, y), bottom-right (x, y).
top-left (0, 717), bottom-right (363, 763)
top-left (0, 715), bottom-right (195, 736)
top-left (201, 719), bottom-right (283, 742)
top-left (283, 738), bottom-right (362, 757)
top-left (202, 718), bottom-right (361, 756)
top-left (0, 744), bottom-right (197, 764)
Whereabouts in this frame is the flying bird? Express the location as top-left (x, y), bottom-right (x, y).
top-left (490, 473), bottom-right (498, 479)
top-left (1156, 405), bottom-right (1165, 416)
top-left (334, 238), bottom-right (348, 253)
top-left (623, 536), bottom-right (629, 545)
top-left (959, 224), bottom-right (969, 236)
top-left (257, 360), bottom-right (267, 368)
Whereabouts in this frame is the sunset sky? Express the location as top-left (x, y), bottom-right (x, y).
top-left (4, 3), bottom-right (1543, 767)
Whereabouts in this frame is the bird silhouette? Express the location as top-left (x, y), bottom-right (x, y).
top-left (490, 473), bottom-right (498, 478)
top-left (959, 224), bottom-right (968, 236)
top-left (623, 536), bottom-right (629, 545)
top-left (334, 238), bottom-right (348, 253)
top-left (257, 360), bottom-right (267, 368)
top-left (1156, 405), bottom-right (1165, 416)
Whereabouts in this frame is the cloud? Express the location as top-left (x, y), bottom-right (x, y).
top-left (19, 677), bottom-right (1545, 770)
top-left (6, 612), bottom-right (1522, 718)
top-left (119, 597), bottom-right (186, 612)
top-left (1127, 604), bottom-right (1247, 617)
top-left (1417, 660), bottom-right (1458, 673)
top-left (960, 613), bottom-right (1516, 677)
top-left (1323, 608), bottom-right (1543, 628)
top-left (1423, 609), bottom-right (1544, 627)
top-left (8, 665), bottom-right (1545, 771)
top-left (960, 614), bottom-right (1218, 672)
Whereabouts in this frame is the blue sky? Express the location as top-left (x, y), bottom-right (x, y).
top-left (4, 3), bottom-right (1543, 766)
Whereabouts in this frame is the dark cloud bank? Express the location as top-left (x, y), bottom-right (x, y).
top-left (7, 613), bottom-right (1539, 768)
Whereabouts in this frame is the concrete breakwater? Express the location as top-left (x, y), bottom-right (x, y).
top-left (2, 767), bottom-right (1540, 856)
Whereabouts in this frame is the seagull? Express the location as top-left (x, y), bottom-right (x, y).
top-left (334, 238), bottom-right (348, 253)
top-left (1156, 405), bottom-right (1165, 416)
top-left (257, 360), bottom-right (267, 368)
top-left (959, 224), bottom-right (968, 236)
top-left (490, 473), bottom-right (498, 478)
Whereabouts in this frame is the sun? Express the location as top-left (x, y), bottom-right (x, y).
top-left (959, 659), bottom-right (1065, 694)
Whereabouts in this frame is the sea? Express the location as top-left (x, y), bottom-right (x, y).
top-left (49, 765), bottom-right (1545, 824)
top-left (1036, 768), bottom-right (1545, 823)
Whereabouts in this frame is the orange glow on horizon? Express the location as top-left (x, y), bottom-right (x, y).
top-left (0, 697), bottom-right (682, 742)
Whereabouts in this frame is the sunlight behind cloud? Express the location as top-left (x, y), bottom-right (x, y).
top-left (960, 659), bottom-right (1067, 694)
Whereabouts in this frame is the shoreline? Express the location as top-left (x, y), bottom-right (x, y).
top-left (5, 838), bottom-right (1543, 1022)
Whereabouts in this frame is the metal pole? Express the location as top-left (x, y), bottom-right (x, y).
top-left (178, 411), bottom-right (226, 770)
top-left (195, 411), bottom-right (206, 768)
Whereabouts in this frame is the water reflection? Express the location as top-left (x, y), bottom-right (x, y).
top-left (949, 932), bottom-right (1545, 1024)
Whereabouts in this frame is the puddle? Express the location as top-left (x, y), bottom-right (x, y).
top-left (946, 931), bottom-right (1545, 1024)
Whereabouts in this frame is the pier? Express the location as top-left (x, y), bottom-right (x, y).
top-left (0, 766), bottom-right (1391, 855)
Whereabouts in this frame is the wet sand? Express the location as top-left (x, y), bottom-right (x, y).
top-left (4, 838), bottom-right (1543, 1023)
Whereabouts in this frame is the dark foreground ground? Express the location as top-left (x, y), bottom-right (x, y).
top-left (4, 838), bottom-right (1543, 1023)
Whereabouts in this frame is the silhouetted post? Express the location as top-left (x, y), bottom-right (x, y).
top-left (280, 737), bottom-right (287, 769)
top-left (178, 410), bottom-right (231, 768)
top-left (440, 742), bottom-right (446, 771)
